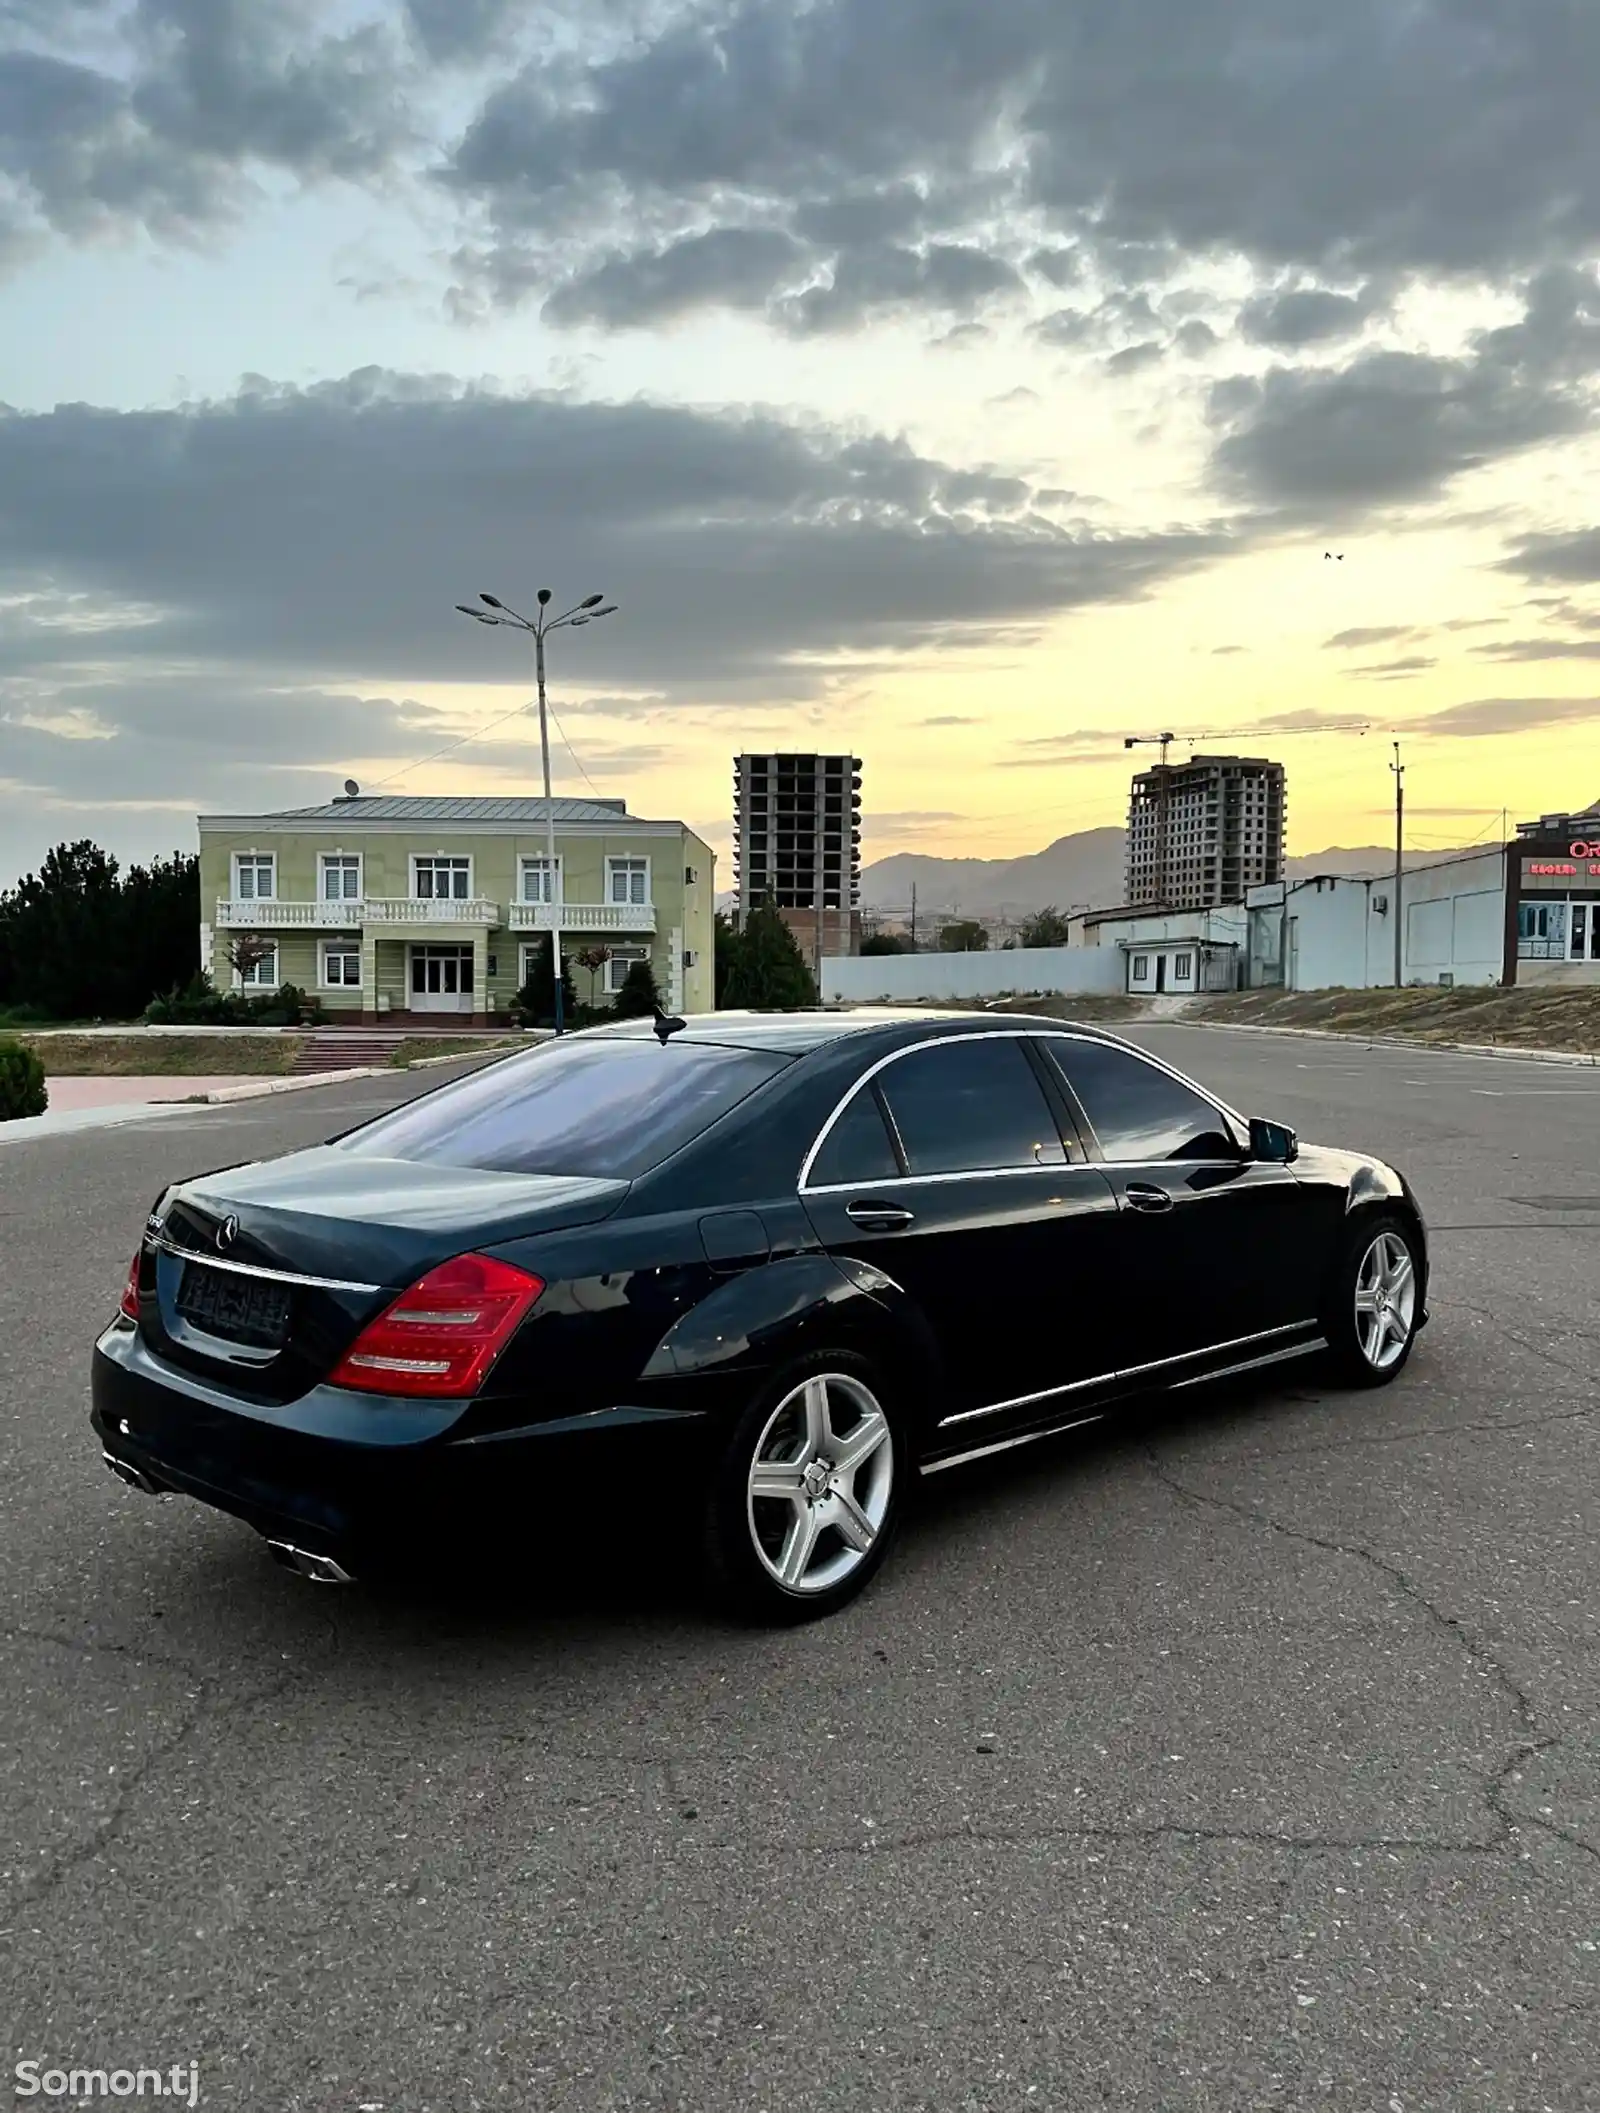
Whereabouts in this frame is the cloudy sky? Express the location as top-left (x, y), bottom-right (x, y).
top-left (2, 0), bottom-right (1597, 884)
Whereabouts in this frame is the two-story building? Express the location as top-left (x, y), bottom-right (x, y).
top-left (199, 794), bottom-right (716, 1020)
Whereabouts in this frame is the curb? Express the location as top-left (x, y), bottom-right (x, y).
top-left (1149, 1019), bottom-right (1600, 1068)
top-left (176, 1044), bottom-right (520, 1104)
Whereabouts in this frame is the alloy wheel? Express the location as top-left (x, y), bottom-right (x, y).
top-left (746, 1373), bottom-right (894, 1596)
top-left (1353, 1229), bottom-right (1416, 1371)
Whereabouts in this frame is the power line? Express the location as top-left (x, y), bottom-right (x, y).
top-left (369, 698), bottom-right (536, 790)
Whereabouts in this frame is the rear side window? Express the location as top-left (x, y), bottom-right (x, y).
top-left (340, 1038), bottom-right (790, 1178)
top-left (807, 1087), bottom-right (902, 1186)
top-left (875, 1038), bottom-right (1067, 1176)
top-left (1042, 1039), bottom-right (1238, 1163)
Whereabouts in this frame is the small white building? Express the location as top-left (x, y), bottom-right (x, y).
top-left (1246, 847), bottom-right (1508, 991)
top-left (1079, 905), bottom-right (1247, 995)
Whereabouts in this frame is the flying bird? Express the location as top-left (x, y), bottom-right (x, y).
top-left (1324, 551), bottom-right (1344, 560)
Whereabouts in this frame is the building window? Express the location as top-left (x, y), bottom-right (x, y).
top-left (1131, 954), bottom-right (1149, 980)
top-left (235, 854), bottom-right (275, 901)
top-left (237, 942), bottom-right (278, 988)
top-left (607, 857), bottom-right (650, 907)
top-left (413, 857), bottom-right (471, 901)
top-left (322, 943), bottom-right (361, 989)
top-left (606, 944), bottom-right (649, 994)
top-left (321, 856), bottom-right (361, 902)
top-left (1517, 901), bottom-right (1569, 960)
top-left (1173, 952), bottom-right (1194, 979)
top-left (685, 866), bottom-right (697, 885)
top-left (520, 857), bottom-right (562, 904)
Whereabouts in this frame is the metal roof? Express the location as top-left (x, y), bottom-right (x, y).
top-left (258, 796), bottom-right (645, 824)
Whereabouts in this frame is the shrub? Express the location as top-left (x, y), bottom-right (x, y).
top-left (0, 1036), bottom-right (47, 1121)
top-left (612, 957), bottom-right (664, 1018)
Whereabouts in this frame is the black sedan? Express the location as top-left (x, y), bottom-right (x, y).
top-left (93, 1009), bottom-right (1429, 1621)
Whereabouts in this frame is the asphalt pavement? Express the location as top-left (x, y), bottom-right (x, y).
top-left (2, 1030), bottom-right (1597, 2113)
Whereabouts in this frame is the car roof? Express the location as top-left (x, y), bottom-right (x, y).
top-left (579, 1007), bottom-right (1119, 1057)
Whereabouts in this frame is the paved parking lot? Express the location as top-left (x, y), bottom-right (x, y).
top-left (2, 1029), bottom-right (1597, 2112)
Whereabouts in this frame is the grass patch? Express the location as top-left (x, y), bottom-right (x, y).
top-left (18, 1034), bottom-right (304, 1077)
top-left (389, 1035), bottom-right (523, 1068)
top-left (1194, 985), bottom-right (1600, 1054)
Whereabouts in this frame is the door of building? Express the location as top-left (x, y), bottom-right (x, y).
top-left (409, 944), bottom-right (475, 1013)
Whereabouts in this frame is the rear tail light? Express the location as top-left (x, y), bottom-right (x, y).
top-left (327, 1253), bottom-right (545, 1400)
top-left (119, 1246), bottom-right (143, 1321)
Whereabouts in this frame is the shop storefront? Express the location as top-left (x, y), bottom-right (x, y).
top-left (1506, 816), bottom-right (1600, 985)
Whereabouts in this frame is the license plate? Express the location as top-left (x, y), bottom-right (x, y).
top-left (176, 1264), bottom-right (290, 1349)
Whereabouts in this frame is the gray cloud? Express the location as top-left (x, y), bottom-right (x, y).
top-left (1416, 695), bottom-right (1600, 739)
top-left (1350, 655), bottom-right (1436, 679)
top-left (543, 226), bottom-right (810, 329)
top-left (437, 0), bottom-right (1600, 326)
top-left (1469, 636), bottom-right (1600, 662)
top-left (1497, 528), bottom-right (1600, 584)
top-left (1325, 626), bottom-right (1412, 649)
top-left (401, 0), bottom-right (521, 63)
top-left (0, 370), bottom-right (1241, 842)
top-left (0, 0), bottom-right (407, 257)
top-left (1238, 286), bottom-right (1377, 349)
top-left (776, 241), bottom-right (1021, 336)
top-left (1208, 266), bottom-right (1600, 509)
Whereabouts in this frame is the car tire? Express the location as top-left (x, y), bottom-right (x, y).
top-left (1321, 1212), bottom-right (1422, 1388)
top-left (702, 1348), bottom-right (906, 1625)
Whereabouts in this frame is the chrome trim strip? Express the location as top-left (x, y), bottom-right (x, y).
top-left (1116, 1318), bottom-right (1320, 1386)
top-left (152, 1236), bottom-right (381, 1296)
top-left (940, 1370), bottom-right (1106, 1427)
top-left (804, 1162), bottom-right (1076, 1197)
top-left (921, 1411), bottom-right (1106, 1476)
top-left (1168, 1337), bottom-right (1327, 1389)
top-left (935, 1320), bottom-right (1320, 1429)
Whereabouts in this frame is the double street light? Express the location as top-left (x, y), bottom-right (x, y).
top-left (454, 588), bottom-right (618, 1034)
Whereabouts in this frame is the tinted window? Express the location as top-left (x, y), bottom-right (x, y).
top-left (340, 1038), bottom-right (789, 1178)
top-left (1044, 1040), bottom-right (1238, 1162)
top-left (808, 1087), bottom-right (901, 1186)
top-left (876, 1038), bottom-right (1066, 1176)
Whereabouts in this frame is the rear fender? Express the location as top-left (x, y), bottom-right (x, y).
top-left (640, 1251), bottom-right (945, 1423)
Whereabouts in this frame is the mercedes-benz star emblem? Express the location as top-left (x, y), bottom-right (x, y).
top-left (216, 1216), bottom-right (240, 1252)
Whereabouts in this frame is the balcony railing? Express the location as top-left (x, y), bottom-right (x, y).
top-left (216, 897), bottom-right (501, 929)
top-left (509, 901), bottom-right (658, 934)
top-left (216, 898), bottom-right (358, 929)
top-left (364, 897), bottom-right (500, 926)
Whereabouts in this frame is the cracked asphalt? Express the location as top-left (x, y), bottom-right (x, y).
top-left (2, 1029), bottom-right (1598, 2113)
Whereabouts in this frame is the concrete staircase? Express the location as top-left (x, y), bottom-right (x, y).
top-left (290, 1032), bottom-right (408, 1075)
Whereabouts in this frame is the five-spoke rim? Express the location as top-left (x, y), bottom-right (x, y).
top-left (1354, 1230), bottom-right (1416, 1370)
top-left (746, 1373), bottom-right (894, 1596)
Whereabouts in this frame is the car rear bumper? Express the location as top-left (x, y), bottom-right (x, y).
top-left (92, 1323), bottom-right (713, 1574)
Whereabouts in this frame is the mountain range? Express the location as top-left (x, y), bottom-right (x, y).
top-left (857, 828), bottom-right (1475, 919)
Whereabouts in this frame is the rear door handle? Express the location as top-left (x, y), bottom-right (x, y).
top-left (845, 1201), bottom-right (915, 1230)
top-left (1124, 1183), bottom-right (1174, 1215)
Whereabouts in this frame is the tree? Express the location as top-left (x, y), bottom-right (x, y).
top-left (721, 899), bottom-right (817, 1009)
top-left (938, 919), bottom-right (988, 953)
top-left (573, 945), bottom-right (612, 1007)
top-left (1016, 905), bottom-right (1074, 949)
top-left (0, 841), bottom-right (200, 1021)
top-left (713, 910), bottom-right (743, 1007)
top-left (515, 934), bottom-right (576, 1028)
top-left (860, 931), bottom-right (911, 956)
top-left (225, 932), bottom-right (275, 983)
top-left (612, 955), bottom-right (664, 1018)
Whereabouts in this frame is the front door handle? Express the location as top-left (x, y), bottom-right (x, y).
top-left (1124, 1183), bottom-right (1174, 1215)
top-left (845, 1201), bottom-right (915, 1231)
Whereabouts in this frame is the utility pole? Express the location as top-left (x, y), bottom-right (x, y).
top-left (1391, 741), bottom-right (1405, 989)
top-left (910, 882), bottom-right (918, 953)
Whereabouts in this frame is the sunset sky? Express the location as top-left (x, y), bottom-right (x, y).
top-left (2, 1), bottom-right (1598, 885)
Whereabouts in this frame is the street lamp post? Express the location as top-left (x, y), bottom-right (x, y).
top-left (455, 587), bottom-right (618, 1034)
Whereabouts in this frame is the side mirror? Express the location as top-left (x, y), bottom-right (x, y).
top-left (1249, 1116), bottom-right (1298, 1164)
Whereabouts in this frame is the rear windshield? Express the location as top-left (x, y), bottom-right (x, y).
top-left (337, 1036), bottom-right (791, 1179)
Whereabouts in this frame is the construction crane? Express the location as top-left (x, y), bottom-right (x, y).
top-left (1122, 722), bottom-right (1373, 904)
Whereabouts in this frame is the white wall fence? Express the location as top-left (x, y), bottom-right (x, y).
top-left (822, 946), bottom-right (1125, 1006)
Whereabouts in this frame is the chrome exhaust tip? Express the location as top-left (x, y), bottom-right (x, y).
top-left (265, 1539), bottom-right (354, 1586)
top-left (102, 1450), bottom-right (163, 1496)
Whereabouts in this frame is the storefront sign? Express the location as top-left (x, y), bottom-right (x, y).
top-left (1524, 858), bottom-right (1600, 879)
top-left (1572, 839), bottom-right (1600, 858)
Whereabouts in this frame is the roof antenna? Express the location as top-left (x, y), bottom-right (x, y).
top-left (652, 1004), bottom-right (686, 1045)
